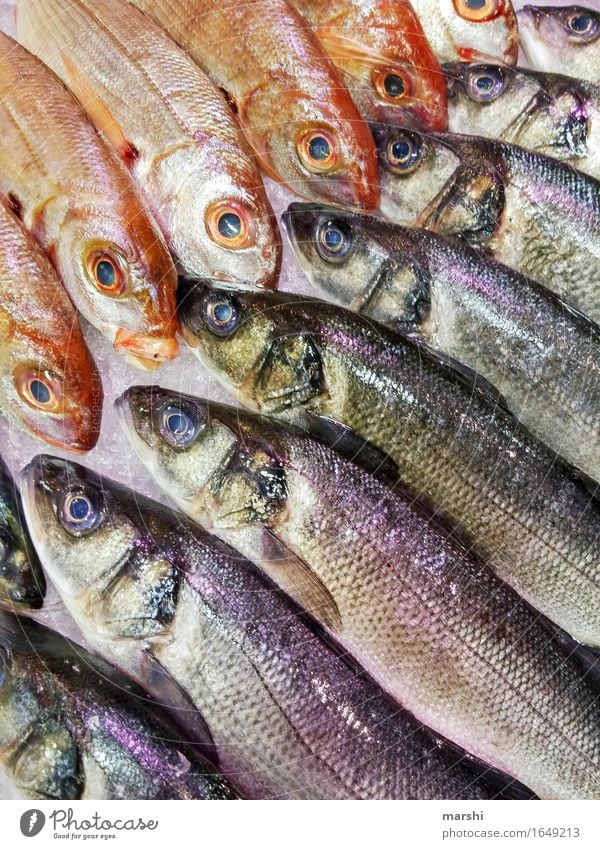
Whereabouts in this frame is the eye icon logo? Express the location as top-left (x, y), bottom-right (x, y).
top-left (20, 810), bottom-right (46, 837)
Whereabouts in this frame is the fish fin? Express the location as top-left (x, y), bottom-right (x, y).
top-left (59, 51), bottom-right (139, 165)
top-left (314, 28), bottom-right (395, 70)
top-left (260, 528), bottom-right (342, 633)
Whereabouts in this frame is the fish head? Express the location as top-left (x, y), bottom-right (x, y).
top-left (56, 202), bottom-right (180, 369)
top-left (417, 0), bottom-right (519, 64)
top-left (518, 5), bottom-right (599, 78)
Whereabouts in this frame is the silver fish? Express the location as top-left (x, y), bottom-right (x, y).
top-left (518, 5), bottom-right (600, 84)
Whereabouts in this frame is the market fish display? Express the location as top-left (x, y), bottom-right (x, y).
top-left (284, 203), bottom-right (600, 483)
top-left (0, 198), bottom-right (102, 451)
top-left (287, 0), bottom-right (448, 130)
top-left (445, 62), bottom-right (600, 179)
top-left (0, 612), bottom-right (239, 800)
top-left (129, 0), bottom-right (379, 209)
top-left (409, 0), bottom-right (519, 64)
top-left (518, 5), bottom-right (600, 83)
top-left (22, 456), bottom-right (517, 801)
top-left (16, 0), bottom-right (281, 289)
top-left (372, 127), bottom-right (600, 322)
top-left (178, 281), bottom-right (600, 646)
top-left (0, 457), bottom-right (44, 610)
top-left (0, 33), bottom-right (179, 368)
top-left (117, 388), bottom-right (600, 800)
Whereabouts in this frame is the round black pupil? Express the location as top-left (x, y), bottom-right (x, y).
top-left (70, 497), bottom-right (90, 522)
top-left (218, 213), bottom-right (242, 240)
top-left (213, 302), bottom-right (233, 324)
top-left (466, 0), bottom-right (486, 8)
top-left (324, 228), bottom-right (343, 250)
top-left (167, 412), bottom-right (188, 436)
top-left (384, 74), bottom-right (405, 97)
top-left (570, 14), bottom-right (590, 32)
top-left (30, 379), bottom-right (51, 405)
top-left (308, 136), bottom-right (330, 161)
top-left (392, 140), bottom-right (412, 162)
top-left (96, 260), bottom-right (116, 287)
top-left (476, 75), bottom-right (494, 92)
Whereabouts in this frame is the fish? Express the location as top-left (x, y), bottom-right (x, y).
top-left (177, 280), bottom-right (600, 646)
top-left (444, 62), bottom-right (600, 180)
top-left (129, 0), bottom-right (379, 209)
top-left (0, 198), bottom-right (102, 451)
top-left (518, 5), bottom-right (600, 84)
top-left (0, 611), bottom-right (239, 800)
top-left (283, 203), bottom-right (600, 485)
top-left (408, 0), bottom-right (519, 65)
top-left (0, 456), bottom-right (45, 610)
top-left (286, 0), bottom-right (448, 131)
top-left (0, 32), bottom-right (179, 369)
top-left (15, 0), bottom-right (281, 289)
top-left (371, 127), bottom-right (600, 323)
top-left (115, 386), bottom-right (600, 800)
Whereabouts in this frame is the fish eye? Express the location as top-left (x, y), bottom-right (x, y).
top-left (159, 403), bottom-right (203, 448)
top-left (566, 11), bottom-right (599, 41)
top-left (60, 490), bottom-right (100, 536)
top-left (316, 219), bottom-right (353, 262)
top-left (452, 0), bottom-right (501, 23)
top-left (466, 66), bottom-right (506, 101)
top-left (372, 68), bottom-right (412, 103)
top-left (297, 130), bottom-right (340, 174)
top-left (17, 369), bottom-right (62, 413)
top-left (385, 132), bottom-right (422, 174)
top-left (201, 293), bottom-right (241, 336)
top-left (86, 249), bottom-right (127, 296)
top-left (205, 201), bottom-right (256, 250)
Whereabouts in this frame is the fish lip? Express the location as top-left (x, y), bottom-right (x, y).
top-left (113, 328), bottom-right (180, 365)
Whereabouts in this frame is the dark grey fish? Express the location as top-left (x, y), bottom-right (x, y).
top-left (116, 387), bottom-right (600, 800)
top-left (518, 5), bottom-right (600, 84)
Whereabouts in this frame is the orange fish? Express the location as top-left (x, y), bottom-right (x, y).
top-left (131, 0), bottom-right (380, 209)
top-left (0, 33), bottom-right (179, 369)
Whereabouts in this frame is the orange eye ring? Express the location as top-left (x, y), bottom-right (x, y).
top-left (86, 249), bottom-right (127, 296)
top-left (372, 67), bottom-right (413, 104)
top-left (452, 0), bottom-right (501, 23)
top-left (205, 201), bottom-right (256, 250)
top-left (297, 130), bottom-right (340, 174)
top-left (17, 368), bottom-right (63, 413)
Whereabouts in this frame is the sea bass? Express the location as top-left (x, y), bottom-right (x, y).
top-left (445, 62), bottom-right (600, 180)
top-left (0, 32), bottom-right (179, 369)
top-left (518, 5), bottom-right (600, 83)
top-left (16, 0), bottom-right (281, 289)
top-left (116, 387), bottom-right (600, 799)
top-left (409, 0), bottom-right (519, 64)
top-left (178, 281), bottom-right (600, 646)
top-left (287, 0), bottom-right (447, 130)
top-left (21, 456), bottom-right (517, 801)
top-left (283, 203), bottom-right (600, 484)
top-left (0, 612), bottom-right (239, 800)
top-left (0, 457), bottom-right (44, 610)
top-left (130, 0), bottom-right (379, 209)
top-left (372, 127), bottom-right (600, 322)
top-left (0, 198), bottom-right (102, 451)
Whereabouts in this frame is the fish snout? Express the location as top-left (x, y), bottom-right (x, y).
top-left (113, 328), bottom-right (180, 367)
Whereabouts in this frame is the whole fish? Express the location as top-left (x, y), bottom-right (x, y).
top-left (283, 203), bottom-right (600, 484)
top-left (409, 0), bottom-right (519, 64)
top-left (116, 387), bottom-right (600, 800)
top-left (518, 5), bottom-right (600, 83)
top-left (287, 0), bottom-right (448, 130)
top-left (21, 456), bottom-right (519, 801)
top-left (130, 0), bottom-right (379, 209)
top-left (0, 612), bottom-right (239, 800)
top-left (178, 280), bottom-right (600, 646)
top-left (0, 199), bottom-right (102, 451)
top-left (445, 62), bottom-right (600, 179)
top-left (16, 0), bottom-right (281, 289)
top-left (371, 127), bottom-right (600, 322)
top-left (0, 457), bottom-right (44, 610)
top-left (0, 32), bottom-right (179, 369)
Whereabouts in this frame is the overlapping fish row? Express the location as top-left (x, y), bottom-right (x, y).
top-left (0, 0), bottom-right (599, 801)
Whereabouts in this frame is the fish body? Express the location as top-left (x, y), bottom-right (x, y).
top-left (0, 457), bottom-right (44, 610)
top-left (287, 0), bottom-right (447, 130)
top-left (283, 203), bottom-right (600, 486)
top-left (408, 0), bottom-right (519, 64)
top-left (178, 281), bottom-right (600, 646)
top-left (0, 612), bottom-right (239, 800)
top-left (21, 457), bottom-right (516, 801)
top-left (518, 5), bottom-right (600, 83)
top-left (0, 199), bottom-right (102, 451)
top-left (116, 388), bottom-right (600, 800)
top-left (445, 62), bottom-right (600, 180)
top-left (130, 0), bottom-right (379, 209)
top-left (0, 32), bottom-right (179, 368)
top-left (16, 0), bottom-right (281, 289)
top-left (372, 127), bottom-right (600, 323)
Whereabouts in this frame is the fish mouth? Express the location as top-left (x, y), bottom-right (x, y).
top-left (113, 329), bottom-right (180, 367)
